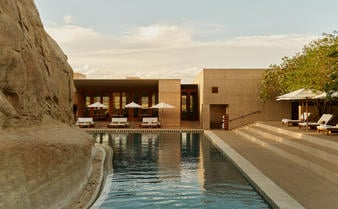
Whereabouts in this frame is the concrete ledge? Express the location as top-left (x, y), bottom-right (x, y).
top-left (235, 129), bottom-right (338, 186)
top-left (256, 122), bottom-right (338, 152)
top-left (205, 130), bottom-right (305, 209)
top-left (84, 128), bottom-right (204, 134)
top-left (245, 126), bottom-right (338, 166)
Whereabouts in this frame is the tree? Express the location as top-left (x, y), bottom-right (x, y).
top-left (260, 32), bottom-right (338, 101)
top-left (324, 50), bottom-right (338, 100)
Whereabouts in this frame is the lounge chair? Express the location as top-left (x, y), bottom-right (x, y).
top-left (107, 117), bottom-right (129, 128)
top-left (76, 117), bottom-right (95, 128)
top-left (298, 114), bottom-right (334, 129)
top-left (317, 124), bottom-right (338, 135)
top-left (140, 117), bottom-right (160, 128)
top-left (282, 112), bottom-right (311, 126)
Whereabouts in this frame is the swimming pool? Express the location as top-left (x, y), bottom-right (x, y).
top-left (92, 132), bottom-right (271, 209)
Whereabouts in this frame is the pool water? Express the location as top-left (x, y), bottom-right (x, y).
top-left (92, 133), bottom-right (271, 209)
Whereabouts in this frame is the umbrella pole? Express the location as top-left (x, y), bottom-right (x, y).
top-left (131, 109), bottom-right (133, 128)
top-left (305, 98), bottom-right (308, 131)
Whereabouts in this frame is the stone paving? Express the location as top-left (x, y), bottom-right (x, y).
top-left (211, 121), bottom-right (338, 209)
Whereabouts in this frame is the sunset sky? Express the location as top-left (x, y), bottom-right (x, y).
top-left (34, 0), bottom-right (338, 83)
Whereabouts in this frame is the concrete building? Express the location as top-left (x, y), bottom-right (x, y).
top-left (194, 69), bottom-right (290, 129)
top-left (73, 68), bottom-right (290, 129)
top-left (73, 79), bottom-right (182, 128)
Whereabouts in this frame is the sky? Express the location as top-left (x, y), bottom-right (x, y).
top-left (34, 0), bottom-right (338, 83)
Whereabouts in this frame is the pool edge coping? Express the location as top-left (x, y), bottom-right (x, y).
top-left (205, 130), bottom-right (305, 209)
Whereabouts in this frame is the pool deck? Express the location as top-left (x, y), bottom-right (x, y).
top-left (212, 121), bottom-right (338, 209)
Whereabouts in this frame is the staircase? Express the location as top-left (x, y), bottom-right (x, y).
top-left (234, 122), bottom-right (338, 186)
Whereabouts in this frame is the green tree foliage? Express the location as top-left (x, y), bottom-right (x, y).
top-left (260, 32), bottom-right (338, 101)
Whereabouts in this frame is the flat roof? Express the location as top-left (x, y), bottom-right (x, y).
top-left (74, 79), bottom-right (159, 92)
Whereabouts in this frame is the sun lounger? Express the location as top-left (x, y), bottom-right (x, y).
top-left (140, 117), bottom-right (160, 128)
top-left (282, 112), bottom-right (311, 126)
top-left (298, 114), bottom-right (334, 129)
top-left (107, 117), bottom-right (129, 128)
top-left (317, 124), bottom-right (338, 135)
top-left (76, 117), bottom-right (95, 128)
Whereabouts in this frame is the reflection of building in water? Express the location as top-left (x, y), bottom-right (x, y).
top-left (201, 137), bottom-right (246, 191)
top-left (105, 133), bottom-right (160, 168)
top-left (158, 133), bottom-right (181, 177)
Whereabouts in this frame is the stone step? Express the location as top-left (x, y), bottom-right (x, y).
top-left (234, 128), bottom-right (338, 186)
top-left (253, 124), bottom-right (338, 156)
top-left (244, 125), bottom-right (338, 165)
top-left (212, 129), bottom-right (338, 209)
top-left (255, 122), bottom-right (338, 152)
top-left (241, 127), bottom-right (338, 171)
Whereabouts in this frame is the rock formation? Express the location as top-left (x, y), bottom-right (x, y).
top-left (0, 0), bottom-right (96, 208)
top-left (0, 0), bottom-right (74, 128)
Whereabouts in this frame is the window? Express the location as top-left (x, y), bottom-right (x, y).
top-left (113, 93), bottom-right (120, 110)
top-left (212, 87), bottom-right (218, 94)
top-left (102, 96), bottom-right (109, 108)
top-left (85, 96), bottom-right (91, 106)
top-left (181, 95), bottom-right (187, 112)
top-left (122, 93), bottom-right (126, 108)
top-left (94, 96), bottom-right (101, 102)
top-left (142, 96), bottom-right (149, 108)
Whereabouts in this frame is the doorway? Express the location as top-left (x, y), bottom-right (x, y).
top-left (210, 104), bottom-right (228, 129)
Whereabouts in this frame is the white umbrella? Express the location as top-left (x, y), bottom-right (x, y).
top-left (151, 102), bottom-right (175, 127)
top-left (88, 102), bottom-right (107, 120)
top-left (276, 88), bottom-right (323, 101)
top-left (276, 88), bottom-right (323, 130)
top-left (151, 102), bottom-right (175, 109)
top-left (313, 91), bottom-right (338, 99)
top-left (88, 102), bottom-right (107, 108)
top-left (125, 101), bottom-right (142, 108)
top-left (125, 101), bottom-right (142, 128)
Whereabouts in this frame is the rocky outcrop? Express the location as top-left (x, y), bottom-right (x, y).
top-left (0, 126), bottom-right (95, 209)
top-left (0, 0), bottom-right (97, 208)
top-left (0, 0), bottom-right (74, 128)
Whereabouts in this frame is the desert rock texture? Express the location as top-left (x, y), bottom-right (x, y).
top-left (0, 0), bottom-right (74, 128)
top-left (0, 0), bottom-right (96, 208)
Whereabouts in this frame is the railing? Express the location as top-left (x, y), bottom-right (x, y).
top-left (229, 110), bottom-right (261, 122)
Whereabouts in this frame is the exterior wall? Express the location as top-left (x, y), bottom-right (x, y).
top-left (193, 71), bottom-right (205, 128)
top-left (196, 69), bottom-right (290, 129)
top-left (73, 73), bottom-right (86, 79)
top-left (158, 80), bottom-right (181, 128)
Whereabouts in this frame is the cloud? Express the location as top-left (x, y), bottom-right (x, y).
top-left (63, 14), bottom-right (73, 24)
top-left (44, 23), bottom-right (318, 83)
top-left (126, 24), bottom-right (193, 46)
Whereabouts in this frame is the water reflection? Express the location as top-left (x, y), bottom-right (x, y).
top-left (93, 133), bottom-right (270, 209)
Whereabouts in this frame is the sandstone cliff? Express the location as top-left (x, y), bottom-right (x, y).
top-left (0, 0), bottom-right (97, 209)
top-left (0, 0), bottom-right (74, 128)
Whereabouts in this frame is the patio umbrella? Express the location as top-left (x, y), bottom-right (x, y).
top-left (88, 102), bottom-right (107, 108)
top-left (88, 102), bottom-right (107, 120)
top-left (276, 88), bottom-right (323, 130)
top-left (312, 91), bottom-right (338, 99)
top-left (125, 101), bottom-right (142, 128)
top-left (151, 102), bottom-right (175, 127)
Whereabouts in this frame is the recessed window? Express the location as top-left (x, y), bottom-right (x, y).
top-left (212, 87), bottom-right (218, 94)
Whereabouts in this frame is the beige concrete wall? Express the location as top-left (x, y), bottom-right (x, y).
top-left (193, 71), bottom-right (205, 128)
top-left (158, 79), bottom-right (181, 128)
top-left (197, 69), bottom-right (290, 129)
